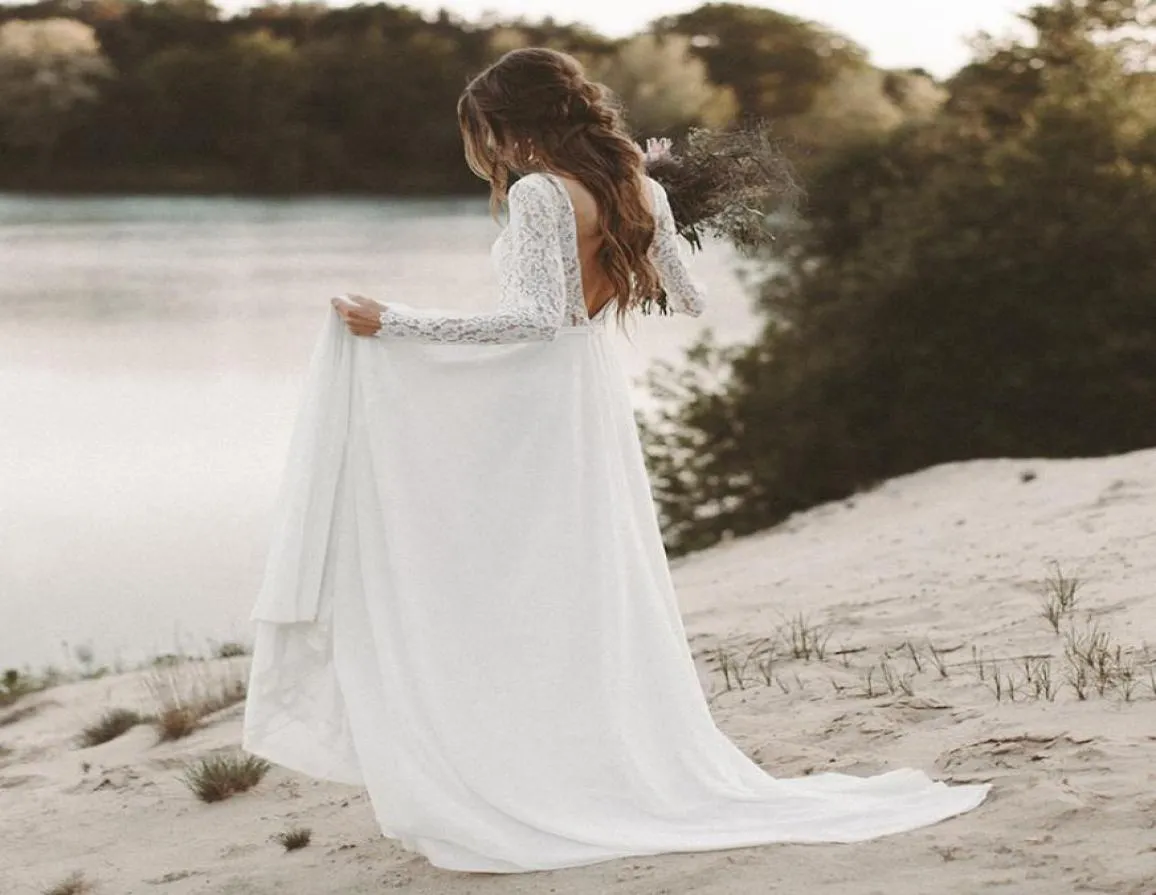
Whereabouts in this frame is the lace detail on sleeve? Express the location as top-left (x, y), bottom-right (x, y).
top-left (375, 174), bottom-right (566, 344)
top-left (647, 177), bottom-right (706, 317)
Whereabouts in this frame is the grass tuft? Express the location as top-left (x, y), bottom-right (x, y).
top-left (700, 558), bottom-right (1153, 708)
top-left (154, 706), bottom-right (201, 741)
top-left (214, 641), bottom-right (250, 659)
top-left (275, 826), bottom-right (312, 851)
top-left (780, 613), bottom-right (831, 661)
top-left (143, 657), bottom-right (249, 742)
top-left (43, 871), bottom-right (93, 895)
top-left (181, 752), bottom-right (270, 803)
top-left (1039, 561), bottom-right (1081, 634)
top-left (77, 708), bottom-right (146, 748)
top-left (1063, 618), bottom-right (1142, 700)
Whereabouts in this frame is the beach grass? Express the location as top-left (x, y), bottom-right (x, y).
top-left (42, 871), bottom-right (92, 895)
top-left (77, 708), bottom-right (147, 748)
top-left (143, 657), bottom-right (249, 743)
top-left (181, 752), bottom-right (270, 803)
top-left (275, 826), bottom-right (313, 851)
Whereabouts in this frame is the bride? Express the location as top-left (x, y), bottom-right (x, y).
top-left (241, 46), bottom-right (990, 874)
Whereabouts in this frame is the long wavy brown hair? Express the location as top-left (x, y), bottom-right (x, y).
top-left (457, 47), bottom-right (661, 327)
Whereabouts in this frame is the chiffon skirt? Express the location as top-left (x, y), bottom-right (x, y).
top-left (241, 306), bottom-right (990, 873)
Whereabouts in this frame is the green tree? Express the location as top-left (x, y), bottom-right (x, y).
top-left (656, 3), bottom-right (943, 159)
top-left (0, 17), bottom-right (113, 169)
top-left (214, 30), bottom-right (309, 189)
top-left (587, 33), bottom-right (738, 137)
top-left (298, 25), bottom-right (475, 191)
top-left (656, 3), bottom-right (868, 121)
top-left (779, 66), bottom-right (942, 149)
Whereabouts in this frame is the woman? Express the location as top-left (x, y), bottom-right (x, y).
top-left (241, 47), bottom-right (990, 874)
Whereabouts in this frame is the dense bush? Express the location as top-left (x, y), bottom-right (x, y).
top-left (641, 0), bottom-right (1156, 556)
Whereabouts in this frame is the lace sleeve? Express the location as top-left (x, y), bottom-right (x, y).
top-left (374, 175), bottom-right (566, 344)
top-left (647, 177), bottom-right (706, 317)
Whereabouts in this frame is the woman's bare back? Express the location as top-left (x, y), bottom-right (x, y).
top-left (550, 173), bottom-right (652, 320)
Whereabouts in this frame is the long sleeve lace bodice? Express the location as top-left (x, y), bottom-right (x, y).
top-left (645, 177), bottom-right (707, 317)
top-left (375, 174), bottom-right (566, 344)
top-left (371, 171), bottom-right (705, 344)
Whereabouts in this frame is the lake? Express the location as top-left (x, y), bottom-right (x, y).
top-left (0, 194), bottom-right (760, 670)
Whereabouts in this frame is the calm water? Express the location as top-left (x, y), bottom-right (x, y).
top-left (0, 194), bottom-right (759, 670)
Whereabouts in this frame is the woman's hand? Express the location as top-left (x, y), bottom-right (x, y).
top-left (331, 293), bottom-right (386, 337)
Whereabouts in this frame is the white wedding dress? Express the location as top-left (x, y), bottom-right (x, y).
top-left (241, 171), bottom-right (990, 873)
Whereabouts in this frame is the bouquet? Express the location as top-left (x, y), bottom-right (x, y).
top-left (642, 120), bottom-right (803, 256)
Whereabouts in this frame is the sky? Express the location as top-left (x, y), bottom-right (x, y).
top-left (366, 0), bottom-right (1041, 78)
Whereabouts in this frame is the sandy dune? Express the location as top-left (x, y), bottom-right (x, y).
top-left (5, 449), bottom-right (1156, 894)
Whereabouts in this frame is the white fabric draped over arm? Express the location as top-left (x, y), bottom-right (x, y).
top-left (374, 174), bottom-right (567, 343)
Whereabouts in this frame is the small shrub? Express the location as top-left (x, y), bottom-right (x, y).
top-left (214, 641), bottom-right (250, 659)
top-left (182, 752), bottom-right (270, 803)
top-left (154, 706), bottom-right (201, 742)
top-left (78, 708), bottom-right (144, 748)
top-left (275, 826), bottom-right (312, 851)
top-left (43, 871), bottom-right (92, 895)
top-left (1, 668), bottom-right (41, 708)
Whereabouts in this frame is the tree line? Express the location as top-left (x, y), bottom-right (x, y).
top-left (0, 0), bottom-right (940, 192)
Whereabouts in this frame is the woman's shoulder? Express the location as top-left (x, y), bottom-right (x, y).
top-left (509, 171), bottom-right (561, 202)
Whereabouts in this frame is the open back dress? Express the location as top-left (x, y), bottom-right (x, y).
top-left (241, 171), bottom-right (990, 873)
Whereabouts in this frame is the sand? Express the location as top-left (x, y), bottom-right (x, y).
top-left (4, 448), bottom-right (1156, 894)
